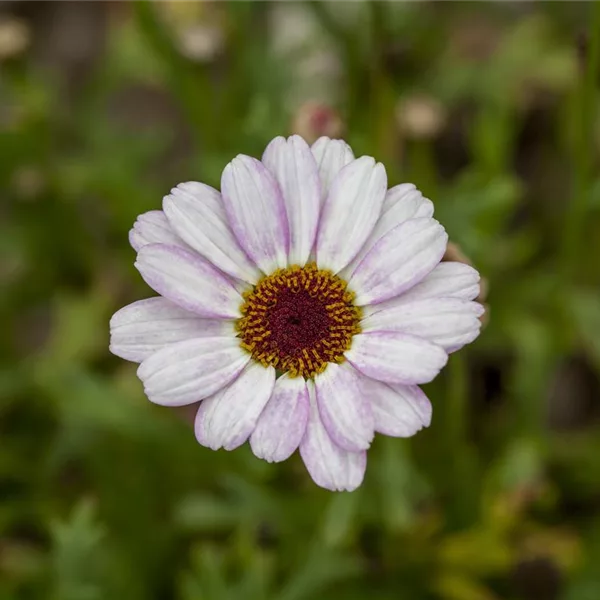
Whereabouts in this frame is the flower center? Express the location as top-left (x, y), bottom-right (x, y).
top-left (237, 263), bottom-right (361, 378)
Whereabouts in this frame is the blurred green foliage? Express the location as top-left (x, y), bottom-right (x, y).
top-left (2, 2), bottom-right (600, 599)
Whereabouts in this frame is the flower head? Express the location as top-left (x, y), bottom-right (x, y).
top-left (110, 135), bottom-right (484, 491)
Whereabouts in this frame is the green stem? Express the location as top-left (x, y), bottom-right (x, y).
top-left (447, 354), bottom-right (468, 447)
top-left (561, 1), bottom-right (600, 277)
top-left (443, 354), bottom-right (480, 528)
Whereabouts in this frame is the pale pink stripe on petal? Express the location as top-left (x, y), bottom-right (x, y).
top-left (195, 363), bottom-right (276, 451)
top-left (137, 337), bottom-right (249, 406)
top-left (314, 362), bottom-right (374, 452)
top-left (221, 155), bottom-right (289, 274)
top-left (163, 182), bottom-right (260, 284)
top-left (250, 374), bottom-right (309, 462)
top-left (129, 210), bottom-right (187, 252)
top-left (135, 243), bottom-right (242, 319)
top-left (385, 261), bottom-right (481, 304)
top-left (316, 156), bottom-right (387, 274)
top-left (346, 331), bottom-right (448, 385)
top-left (109, 297), bottom-right (235, 363)
top-left (381, 183), bottom-right (417, 213)
top-left (361, 297), bottom-right (484, 353)
top-left (262, 135), bottom-right (321, 266)
top-left (349, 217), bottom-right (448, 306)
top-left (344, 186), bottom-right (434, 277)
top-left (300, 382), bottom-right (366, 492)
top-left (359, 374), bottom-right (432, 437)
top-left (311, 137), bottom-right (355, 204)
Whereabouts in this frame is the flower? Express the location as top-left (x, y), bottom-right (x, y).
top-left (0, 17), bottom-right (30, 61)
top-left (291, 101), bottom-right (344, 144)
top-left (396, 93), bottom-right (447, 140)
top-left (110, 135), bottom-right (484, 491)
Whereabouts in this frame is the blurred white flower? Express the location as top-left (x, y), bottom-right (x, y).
top-left (0, 17), bottom-right (30, 61)
top-left (396, 94), bottom-right (447, 140)
top-left (158, 0), bottom-right (224, 63)
top-left (177, 23), bottom-right (223, 63)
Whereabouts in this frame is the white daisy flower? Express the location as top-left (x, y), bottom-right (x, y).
top-left (110, 135), bottom-right (484, 492)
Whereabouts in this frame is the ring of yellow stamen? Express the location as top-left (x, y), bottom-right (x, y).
top-left (236, 263), bottom-right (361, 379)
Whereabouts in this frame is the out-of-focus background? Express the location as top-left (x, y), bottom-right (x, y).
top-left (2, 1), bottom-right (600, 599)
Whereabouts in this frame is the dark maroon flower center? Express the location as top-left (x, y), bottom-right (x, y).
top-left (237, 263), bottom-right (361, 378)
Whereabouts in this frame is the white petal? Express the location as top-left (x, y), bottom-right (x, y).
top-left (250, 374), bottom-right (309, 462)
top-left (316, 156), bottom-right (387, 273)
top-left (195, 363), bottom-right (276, 451)
top-left (390, 261), bottom-right (481, 303)
top-left (300, 382), bottom-right (366, 492)
top-left (362, 298), bottom-right (484, 352)
top-left (344, 186), bottom-right (434, 277)
top-left (221, 155), bottom-right (289, 273)
top-left (346, 331), bottom-right (448, 385)
top-left (359, 375), bottom-right (431, 437)
top-left (381, 183), bottom-right (417, 213)
top-left (262, 136), bottom-right (321, 266)
top-left (137, 337), bottom-right (249, 406)
top-left (135, 243), bottom-right (242, 319)
top-left (314, 362), bottom-right (374, 452)
top-left (349, 217), bottom-right (448, 306)
top-left (109, 297), bottom-right (235, 363)
top-left (163, 182), bottom-right (260, 284)
top-left (311, 137), bottom-right (354, 203)
top-left (129, 210), bottom-right (187, 251)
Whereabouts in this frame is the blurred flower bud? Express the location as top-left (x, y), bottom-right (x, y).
top-left (159, 0), bottom-right (224, 63)
top-left (0, 17), bottom-right (30, 61)
top-left (291, 101), bottom-right (344, 144)
top-left (396, 94), bottom-right (447, 140)
top-left (177, 23), bottom-right (223, 63)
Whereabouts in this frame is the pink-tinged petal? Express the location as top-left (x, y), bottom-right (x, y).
top-left (314, 362), bottom-right (374, 452)
top-left (388, 382), bottom-right (432, 426)
top-left (163, 182), bottom-right (260, 284)
top-left (137, 337), bottom-right (249, 406)
top-left (316, 156), bottom-right (387, 273)
top-left (250, 374), bottom-right (309, 462)
top-left (311, 137), bottom-right (355, 203)
top-left (129, 210), bottom-right (187, 252)
top-left (262, 136), bottom-right (321, 266)
top-left (349, 217), bottom-right (448, 306)
top-left (300, 382), bottom-right (366, 492)
top-left (135, 243), bottom-right (242, 319)
top-left (381, 183), bottom-right (417, 213)
top-left (346, 331), bottom-right (448, 385)
top-left (221, 155), bottom-right (289, 273)
top-left (195, 363), bottom-right (276, 451)
top-left (359, 375), bottom-right (432, 437)
top-left (109, 297), bottom-right (235, 363)
top-left (362, 298), bottom-right (484, 353)
top-left (344, 186), bottom-right (434, 277)
top-left (391, 261), bottom-right (481, 303)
